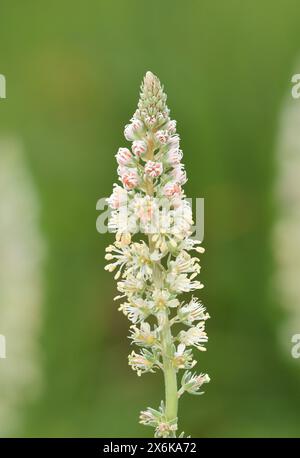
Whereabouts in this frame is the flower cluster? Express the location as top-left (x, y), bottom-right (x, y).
top-left (139, 402), bottom-right (177, 438)
top-left (105, 72), bottom-right (209, 437)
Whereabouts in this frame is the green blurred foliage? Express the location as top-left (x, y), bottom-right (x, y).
top-left (0, 0), bottom-right (300, 437)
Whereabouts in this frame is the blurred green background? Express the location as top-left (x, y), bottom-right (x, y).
top-left (0, 0), bottom-right (300, 437)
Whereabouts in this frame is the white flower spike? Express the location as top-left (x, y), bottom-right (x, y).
top-left (104, 71), bottom-right (210, 437)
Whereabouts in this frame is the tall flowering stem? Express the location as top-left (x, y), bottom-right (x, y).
top-left (105, 72), bottom-right (210, 437)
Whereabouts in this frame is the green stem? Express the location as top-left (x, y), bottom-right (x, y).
top-left (146, 134), bottom-right (178, 437)
top-left (160, 311), bottom-right (178, 424)
top-left (149, 240), bottom-right (178, 436)
top-left (149, 260), bottom-right (178, 421)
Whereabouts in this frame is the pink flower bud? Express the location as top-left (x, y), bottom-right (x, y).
top-left (116, 147), bottom-right (132, 166)
top-left (155, 130), bottom-right (169, 145)
top-left (132, 140), bottom-right (147, 157)
top-left (144, 161), bottom-right (163, 178)
top-left (145, 115), bottom-right (157, 127)
top-left (171, 165), bottom-right (187, 185)
top-left (133, 196), bottom-right (155, 224)
top-left (157, 112), bottom-right (166, 124)
top-left (163, 182), bottom-right (182, 198)
top-left (107, 185), bottom-right (128, 209)
top-left (121, 168), bottom-right (140, 190)
top-left (124, 119), bottom-right (143, 141)
top-left (168, 135), bottom-right (180, 150)
top-left (167, 148), bottom-right (183, 165)
top-left (167, 120), bottom-right (177, 135)
top-left (171, 196), bottom-right (182, 208)
top-left (117, 165), bottom-right (127, 177)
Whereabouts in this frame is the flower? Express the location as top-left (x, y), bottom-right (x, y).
top-left (136, 71), bottom-right (170, 128)
top-left (127, 241), bottom-right (154, 280)
top-left (169, 251), bottom-right (200, 278)
top-left (129, 322), bottom-right (158, 347)
top-left (171, 165), bottom-right (187, 185)
top-left (132, 195), bottom-right (156, 224)
top-left (105, 241), bottom-right (153, 280)
top-left (180, 238), bottom-right (205, 253)
top-left (178, 322), bottom-right (208, 351)
top-left (107, 184), bottom-right (128, 209)
top-left (116, 147), bottom-right (133, 166)
top-left (167, 120), bottom-right (177, 135)
top-left (104, 71), bottom-right (210, 438)
top-left (139, 406), bottom-right (162, 427)
top-left (119, 297), bottom-right (154, 323)
top-left (172, 344), bottom-right (196, 369)
top-left (144, 115), bottom-right (158, 128)
top-left (144, 161), bottom-right (163, 178)
top-left (120, 168), bottom-right (140, 189)
top-left (107, 240), bottom-right (159, 281)
top-left (152, 289), bottom-right (179, 310)
top-left (155, 130), bottom-right (169, 145)
top-left (139, 403), bottom-right (177, 438)
top-left (116, 273), bottom-right (145, 299)
top-left (128, 348), bottom-right (160, 376)
top-left (116, 231), bottom-right (132, 247)
top-left (163, 182), bottom-right (182, 198)
top-left (155, 421), bottom-right (177, 438)
top-left (166, 148), bottom-right (183, 165)
top-left (105, 243), bottom-right (129, 277)
top-left (166, 272), bottom-right (203, 293)
top-left (168, 135), bottom-right (180, 150)
top-left (124, 119), bottom-right (143, 141)
top-left (177, 298), bottom-right (209, 325)
top-left (132, 140), bottom-right (147, 157)
top-left (172, 200), bottom-right (194, 237)
top-left (178, 371), bottom-right (210, 397)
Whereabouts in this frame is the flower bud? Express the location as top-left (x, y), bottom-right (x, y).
top-left (120, 232), bottom-right (131, 246)
top-left (124, 119), bottom-right (143, 141)
top-left (167, 134), bottom-right (180, 150)
top-left (121, 168), bottom-right (140, 189)
top-left (144, 115), bottom-right (157, 128)
top-left (167, 148), bottom-right (183, 165)
top-left (116, 147), bottom-right (132, 166)
top-left (132, 140), bottom-right (147, 157)
top-left (144, 161), bottom-right (163, 178)
top-left (155, 130), bottom-right (169, 145)
top-left (171, 165), bottom-right (187, 184)
top-left (163, 182), bottom-right (182, 198)
top-left (167, 120), bottom-right (177, 135)
top-left (107, 184), bottom-right (128, 209)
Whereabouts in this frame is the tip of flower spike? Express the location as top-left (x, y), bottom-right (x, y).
top-left (137, 71), bottom-right (169, 127)
top-left (145, 70), bottom-right (155, 78)
top-left (144, 71), bottom-right (158, 87)
top-left (142, 71), bottom-right (162, 97)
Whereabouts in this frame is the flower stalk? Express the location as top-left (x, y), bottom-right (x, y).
top-left (105, 71), bottom-right (210, 437)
